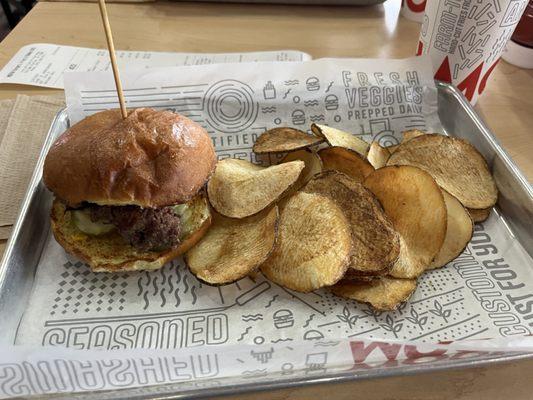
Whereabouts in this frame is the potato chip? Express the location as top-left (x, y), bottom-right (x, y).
top-left (429, 191), bottom-right (473, 270)
top-left (207, 158), bottom-right (304, 218)
top-left (280, 149), bottom-right (322, 194)
top-left (387, 144), bottom-right (399, 153)
top-left (402, 129), bottom-right (426, 143)
top-left (332, 277), bottom-right (417, 311)
top-left (468, 207), bottom-right (491, 223)
top-left (186, 207), bottom-right (278, 285)
top-left (311, 123), bottom-right (369, 156)
top-left (248, 270), bottom-right (260, 281)
top-left (367, 141), bottom-right (390, 169)
top-left (343, 269), bottom-right (375, 281)
top-left (364, 166), bottom-right (447, 278)
top-left (253, 127), bottom-right (323, 154)
top-left (303, 171), bottom-right (399, 276)
top-left (261, 191), bottom-right (352, 292)
top-left (319, 147), bottom-right (374, 183)
top-left (387, 135), bottom-right (497, 209)
top-left (387, 132), bottom-right (429, 156)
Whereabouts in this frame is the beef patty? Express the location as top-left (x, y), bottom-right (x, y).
top-left (90, 205), bottom-right (181, 251)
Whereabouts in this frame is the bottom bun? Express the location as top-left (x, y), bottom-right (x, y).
top-left (51, 195), bottom-right (211, 272)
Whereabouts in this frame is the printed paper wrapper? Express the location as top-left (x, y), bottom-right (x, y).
top-left (401, 0), bottom-right (426, 23)
top-left (2, 336), bottom-right (533, 398)
top-left (0, 44), bottom-right (310, 89)
top-left (2, 56), bottom-right (533, 398)
top-left (417, 0), bottom-right (529, 104)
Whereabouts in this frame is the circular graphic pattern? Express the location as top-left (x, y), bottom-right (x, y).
top-left (334, 115), bottom-right (342, 123)
top-left (274, 117), bottom-right (282, 125)
top-left (205, 80), bottom-right (259, 133)
top-left (254, 336), bottom-right (265, 345)
top-left (293, 96), bottom-right (301, 104)
top-left (374, 131), bottom-right (399, 147)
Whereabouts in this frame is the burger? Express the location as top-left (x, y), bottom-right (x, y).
top-left (43, 108), bottom-right (217, 272)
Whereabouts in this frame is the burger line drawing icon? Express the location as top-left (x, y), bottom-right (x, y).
top-left (291, 109), bottom-right (305, 125)
top-left (325, 94), bottom-right (339, 111)
top-left (306, 77), bottom-right (320, 91)
top-left (273, 309), bottom-right (295, 329)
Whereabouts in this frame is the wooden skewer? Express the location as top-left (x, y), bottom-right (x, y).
top-left (97, 0), bottom-right (127, 119)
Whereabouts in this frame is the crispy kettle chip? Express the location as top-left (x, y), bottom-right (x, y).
top-left (311, 123), bottom-right (369, 156)
top-left (402, 129), bottom-right (426, 143)
top-left (319, 147), bottom-right (374, 183)
top-left (367, 141), bottom-right (390, 169)
top-left (429, 190), bottom-right (474, 269)
top-left (186, 207), bottom-right (278, 285)
top-left (468, 207), bottom-right (491, 223)
top-left (332, 277), bottom-right (417, 311)
top-left (364, 165), bottom-right (447, 278)
top-left (280, 149), bottom-right (322, 195)
top-left (303, 171), bottom-right (399, 277)
top-left (387, 134), bottom-right (498, 209)
top-left (207, 158), bottom-right (304, 218)
top-left (253, 127), bottom-right (323, 154)
top-left (261, 192), bottom-right (352, 293)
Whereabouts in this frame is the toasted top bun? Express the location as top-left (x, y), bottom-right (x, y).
top-left (43, 108), bottom-right (217, 208)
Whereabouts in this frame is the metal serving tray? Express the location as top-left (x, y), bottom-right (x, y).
top-left (1, 81), bottom-right (532, 398)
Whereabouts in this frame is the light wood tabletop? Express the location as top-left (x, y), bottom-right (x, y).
top-left (0, 0), bottom-right (532, 399)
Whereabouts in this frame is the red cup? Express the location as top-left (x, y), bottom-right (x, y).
top-left (502, 0), bottom-right (533, 68)
top-left (401, 0), bottom-right (427, 23)
top-left (417, 0), bottom-right (529, 104)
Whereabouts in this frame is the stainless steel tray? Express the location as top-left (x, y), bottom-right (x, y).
top-left (1, 81), bottom-right (532, 399)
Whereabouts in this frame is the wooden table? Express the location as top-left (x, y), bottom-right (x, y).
top-left (0, 1), bottom-right (532, 399)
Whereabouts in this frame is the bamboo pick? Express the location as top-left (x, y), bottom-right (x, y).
top-left (97, 0), bottom-right (127, 119)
